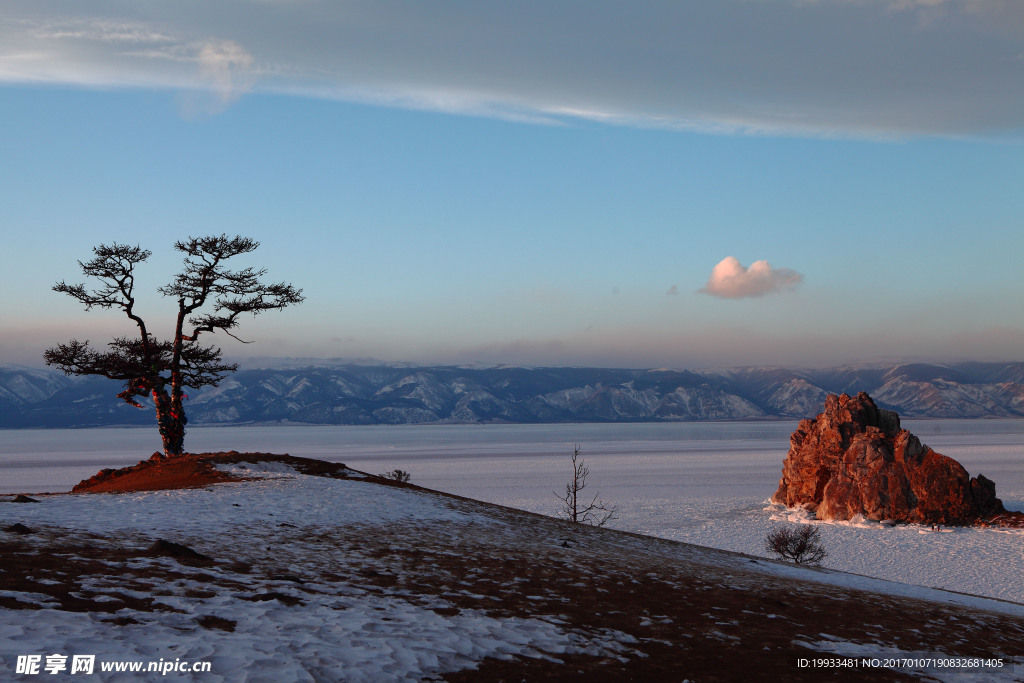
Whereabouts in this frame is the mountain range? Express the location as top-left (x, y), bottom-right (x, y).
top-left (2, 361), bottom-right (1023, 428)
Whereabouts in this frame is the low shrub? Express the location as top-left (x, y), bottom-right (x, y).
top-left (764, 525), bottom-right (828, 565)
top-left (380, 469), bottom-right (411, 483)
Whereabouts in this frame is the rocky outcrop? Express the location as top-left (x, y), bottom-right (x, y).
top-left (771, 392), bottom-right (1005, 525)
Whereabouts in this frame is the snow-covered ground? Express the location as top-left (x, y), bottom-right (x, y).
top-left (3, 460), bottom-right (1023, 682)
top-left (1, 464), bottom-right (639, 682)
top-left (3, 420), bottom-right (1023, 604)
top-left (331, 422), bottom-right (1024, 607)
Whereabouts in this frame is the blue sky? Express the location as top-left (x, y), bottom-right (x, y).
top-left (2, 1), bottom-right (1022, 369)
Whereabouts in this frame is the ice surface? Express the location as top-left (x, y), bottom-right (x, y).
top-left (2, 420), bottom-right (1023, 605)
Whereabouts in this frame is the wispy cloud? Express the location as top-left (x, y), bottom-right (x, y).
top-left (28, 18), bottom-right (175, 45)
top-left (0, 13), bottom-right (257, 106)
top-left (1, 1), bottom-right (1022, 134)
top-left (699, 257), bottom-right (803, 299)
top-left (175, 39), bottom-right (256, 115)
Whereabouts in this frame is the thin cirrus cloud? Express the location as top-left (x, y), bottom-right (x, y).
top-left (699, 257), bottom-right (804, 299)
top-left (0, 14), bottom-right (255, 109)
top-left (0, 1), bottom-right (1023, 137)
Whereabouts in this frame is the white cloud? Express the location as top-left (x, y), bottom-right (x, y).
top-left (0, 1), bottom-right (1022, 135)
top-left (699, 257), bottom-right (803, 299)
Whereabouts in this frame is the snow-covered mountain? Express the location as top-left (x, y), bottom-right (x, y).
top-left (3, 361), bottom-right (1023, 428)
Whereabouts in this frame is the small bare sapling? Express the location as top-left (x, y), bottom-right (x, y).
top-left (555, 444), bottom-right (618, 527)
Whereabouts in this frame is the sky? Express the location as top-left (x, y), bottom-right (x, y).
top-left (1, 0), bottom-right (1022, 370)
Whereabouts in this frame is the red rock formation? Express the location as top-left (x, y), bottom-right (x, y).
top-left (771, 392), bottom-right (1004, 525)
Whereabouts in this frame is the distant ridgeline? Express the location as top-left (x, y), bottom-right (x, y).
top-left (2, 361), bottom-right (1023, 428)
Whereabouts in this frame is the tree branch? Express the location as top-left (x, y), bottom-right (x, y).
top-left (45, 234), bottom-right (303, 456)
top-left (555, 444), bottom-right (618, 527)
top-left (51, 243), bottom-right (154, 347)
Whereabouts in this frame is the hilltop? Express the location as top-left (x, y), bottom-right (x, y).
top-left (2, 453), bottom-right (1023, 680)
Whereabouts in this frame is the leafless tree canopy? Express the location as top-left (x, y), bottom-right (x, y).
top-left (556, 444), bottom-right (618, 527)
top-left (44, 235), bottom-right (303, 457)
top-left (763, 525), bottom-right (828, 565)
top-left (380, 469), bottom-right (412, 483)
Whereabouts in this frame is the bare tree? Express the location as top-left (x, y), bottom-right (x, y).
top-left (44, 236), bottom-right (303, 458)
top-left (555, 444), bottom-right (618, 527)
top-left (764, 525), bottom-right (828, 565)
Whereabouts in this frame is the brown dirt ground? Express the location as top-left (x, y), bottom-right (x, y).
top-left (70, 451), bottom-right (358, 493)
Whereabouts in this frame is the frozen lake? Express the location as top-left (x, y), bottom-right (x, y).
top-left (2, 420), bottom-right (1023, 603)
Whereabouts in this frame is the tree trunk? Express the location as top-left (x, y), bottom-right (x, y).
top-left (152, 388), bottom-right (186, 458)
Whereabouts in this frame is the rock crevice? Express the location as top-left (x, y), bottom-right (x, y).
top-left (771, 392), bottom-right (1004, 525)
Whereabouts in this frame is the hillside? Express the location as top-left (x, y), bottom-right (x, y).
top-left (2, 454), bottom-right (1023, 681)
top-left (3, 361), bottom-right (1024, 428)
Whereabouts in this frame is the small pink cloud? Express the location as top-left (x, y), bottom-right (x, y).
top-left (699, 256), bottom-right (803, 299)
